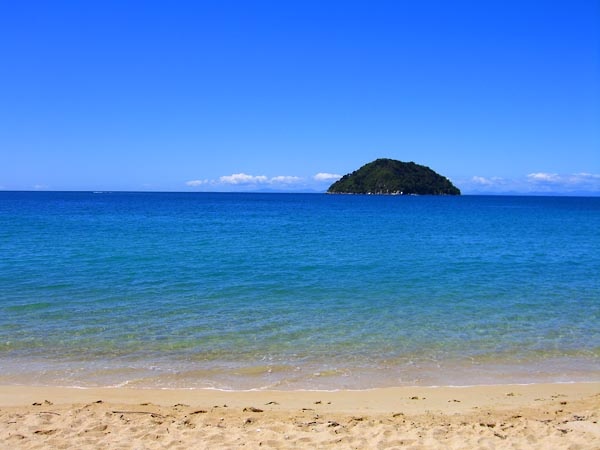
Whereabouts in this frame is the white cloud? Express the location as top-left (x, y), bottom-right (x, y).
top-left (219, 173), bottom-right (303, 185)
top-left (219, 173), bottom-right (269, 184)
top-left (270, 175), bottom-right (303, 184)
top-left (33, 184), bottom-right (48, 190)
top-left (215, 172), bottom-right (338, 185)
top-left (527, 172), bottom-right (560, 183)
top-left (313, 172), bottom-right (342, 181)
top-left (186, 179), bottom-right (210, 187)
top-left (187, 173), bottom-right (306, 188)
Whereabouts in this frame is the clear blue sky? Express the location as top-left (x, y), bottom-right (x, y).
top-left (1, 0), bottom-right (599, 194)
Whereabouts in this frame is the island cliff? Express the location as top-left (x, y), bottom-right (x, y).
top-left (327, 158), bottom-right (461, 195)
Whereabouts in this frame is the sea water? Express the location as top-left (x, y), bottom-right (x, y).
top-left (0, 192), bottom-right (598, 389)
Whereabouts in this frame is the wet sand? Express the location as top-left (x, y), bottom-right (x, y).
top-left (1, 383), bottom-right (598, 449)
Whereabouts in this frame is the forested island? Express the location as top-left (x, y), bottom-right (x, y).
top-left (327, 158), bottom-right (461, 195)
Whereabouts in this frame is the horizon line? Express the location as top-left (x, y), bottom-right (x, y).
top-left (1, 189), bottom-right (599, 198)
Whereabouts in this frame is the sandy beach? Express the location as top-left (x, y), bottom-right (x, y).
top-left (1, 383), bottom-right (598, 449)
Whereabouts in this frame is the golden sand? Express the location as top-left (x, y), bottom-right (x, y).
top-left (1, 383), bottom-right (598, 449)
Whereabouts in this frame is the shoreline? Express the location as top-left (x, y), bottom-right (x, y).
top-left (2, 354), bottom-right (598, 391)
top-left (2, 383), bottom-right (598, 448)
top-left (2, 382), bottom-right (599, 411)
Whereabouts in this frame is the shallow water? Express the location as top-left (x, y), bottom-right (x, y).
top-left (1, 192), bottom-right (598, 389)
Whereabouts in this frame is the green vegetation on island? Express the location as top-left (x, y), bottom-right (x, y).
top-left (327, 158), bottom-right (461, 195)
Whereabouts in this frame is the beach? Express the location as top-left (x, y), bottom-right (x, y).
top-left (1, 383), bottom-right (598, 449)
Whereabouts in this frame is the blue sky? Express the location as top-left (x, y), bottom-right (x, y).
top-left (1, 1), bottom-right (598, 194)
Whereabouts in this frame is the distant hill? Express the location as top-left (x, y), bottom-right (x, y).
top-left (327, 158), bottom-right (461, 195)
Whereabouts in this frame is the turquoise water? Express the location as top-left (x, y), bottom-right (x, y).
top-left (1, 192), bottom-right (599, 389)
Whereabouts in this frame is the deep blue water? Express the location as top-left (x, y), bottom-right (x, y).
top-left (0, 192), bottom-right (599, 389)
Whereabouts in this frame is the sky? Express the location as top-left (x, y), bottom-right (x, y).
top-left (1, 0), bottom-right (599, 194)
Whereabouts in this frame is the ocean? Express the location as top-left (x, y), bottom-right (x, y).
top-left (0, 192), bottom-right (598, 390)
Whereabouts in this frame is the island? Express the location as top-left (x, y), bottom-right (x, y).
top-left (327, 158), bottom-right (461, 195)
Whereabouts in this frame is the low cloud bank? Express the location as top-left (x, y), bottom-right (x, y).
top-left (186, 172), bottom-right (340, 191)
top-left (463, 172), bottom-right (600, 194)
